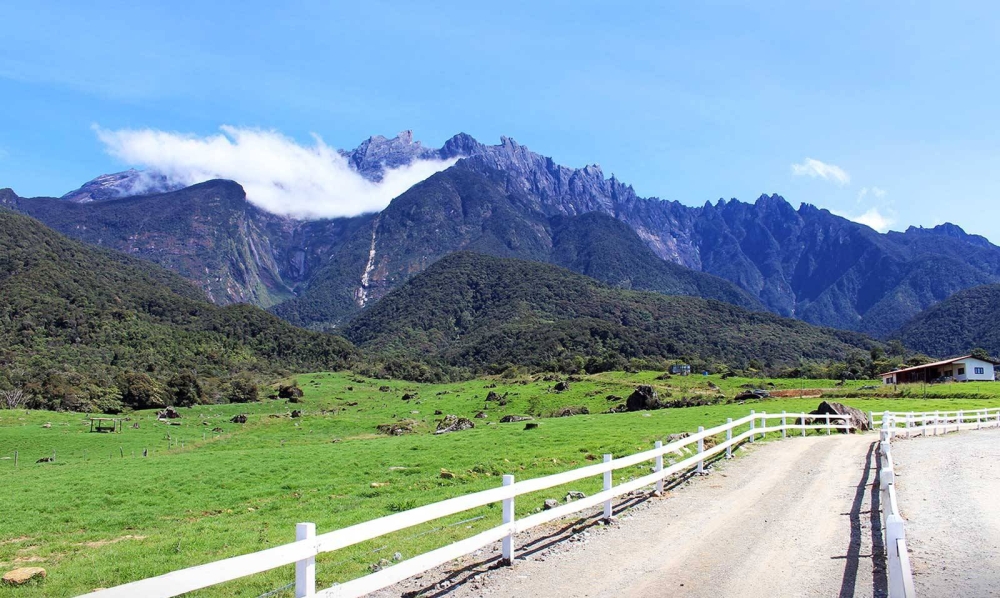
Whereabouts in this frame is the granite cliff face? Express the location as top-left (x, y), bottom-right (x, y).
top-left (6, 131), bottom-right (1000, 336)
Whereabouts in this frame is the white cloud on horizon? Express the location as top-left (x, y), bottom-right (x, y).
top-left (833, 207), bottom-right (895, 233)
top-left (791, 157), bottom-right (850, 185)
top-left (93, 125), bottom-right (460, 219)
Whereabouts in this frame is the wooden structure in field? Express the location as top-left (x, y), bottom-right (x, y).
top-left (89, 418), bottom-right (123, 433)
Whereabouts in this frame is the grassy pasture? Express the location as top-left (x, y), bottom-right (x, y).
top-left (2, 371), bottom-right (999, 597)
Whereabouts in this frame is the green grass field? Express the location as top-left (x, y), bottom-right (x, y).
top-left (2, 371), bottom-right (999, 597)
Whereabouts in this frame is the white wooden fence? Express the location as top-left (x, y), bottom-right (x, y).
top-left (872, 407), bottom-right (1000, 598)
top-left (872, 407), bottom-right (1000, 437)
top-left (83, 410), bottom-right (849, 598)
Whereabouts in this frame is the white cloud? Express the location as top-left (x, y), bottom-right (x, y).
top-left (834, 207), bottom-right (895, 232)
top-left (871, 186), bottom-right (886, 198)
top-left (791, 157), bottom-right (850, 185)
top-left (93, 125), bottom-right (460, 219)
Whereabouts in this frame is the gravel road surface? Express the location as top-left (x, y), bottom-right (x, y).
top-left (891, 429), bottom-right (1000, 597)
top-left (377, 433), bottom-right (885, 598)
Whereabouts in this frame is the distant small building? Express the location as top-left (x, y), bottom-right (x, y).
top-left (669, 364), bottom-right (692, 376)
top-left (881, 355), bottom-right (998, 385)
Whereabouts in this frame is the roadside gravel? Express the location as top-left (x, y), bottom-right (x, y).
top-left (891, 429), bottom-right (1000, 597)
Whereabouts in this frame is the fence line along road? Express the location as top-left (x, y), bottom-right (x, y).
top-left (873, 407), bottom-right (1000, 598)
top-left (83, 411), bottom-right (850, 598)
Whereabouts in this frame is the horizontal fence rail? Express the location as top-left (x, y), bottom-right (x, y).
top-left (84, 411), bottom-right (850, 598)
top-left (872, 407), bottom-right (1000, 438)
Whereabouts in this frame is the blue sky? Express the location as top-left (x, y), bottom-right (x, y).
top-left (2, 1), bottom-right (999, 238)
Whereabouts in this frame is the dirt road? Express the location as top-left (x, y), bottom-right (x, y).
top-left (380, 433), bottom-right (885, 598)
top-left (891, 430), bottom-right (1000, 597)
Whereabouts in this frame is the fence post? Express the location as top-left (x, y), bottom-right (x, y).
top-left (934, 410), bottom-right (940, 435)
top-left (958, 410), bottom-right (964, 432)
top-left (885, 514), bottom-right (906, 596)
top-left (868, 411), bottom-right (874, 428)
top-left (825, 414), bottom-right (831, 435)
top-left (502, 475), bottom-right (515, 565)
top-left (295, 523), bottom-right (316, 598)
top-left (725, 419), bottom-right (733, 459)
top-left (760, 412), bottom-right (767, 440)
top-left (781, 411), bottom-right (787, 438)
top-left (697, 426), bottom-right (705, 474)
top-left (978, 410), bottom-right (983, 430)
top-left (653, 441), bottom-right (664, 495)
top-left (749, 410), bottom-right (756, 442)
top-left (603, 454), bottom-right (613, 520)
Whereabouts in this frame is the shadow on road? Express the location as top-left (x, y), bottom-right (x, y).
top-left (836, 440), bottom-right (888, 598)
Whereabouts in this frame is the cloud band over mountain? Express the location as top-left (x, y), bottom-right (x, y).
top-left (94, 125), bottom-right (459, 218)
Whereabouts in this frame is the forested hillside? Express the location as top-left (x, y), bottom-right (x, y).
top-left (895, 284), bottom-right (1000, 358)
top-left (0, 209), bottom-right (355, 411)
top-left (343, 252), bottom-right (879, 376)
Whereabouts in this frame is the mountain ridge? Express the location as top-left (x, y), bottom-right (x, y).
top-left (7, 131), bottom-right (1000, 336)
top-left (342, 251), bottom-right (879, 375)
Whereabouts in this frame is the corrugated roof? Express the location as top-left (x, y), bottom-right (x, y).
top-left (882, 355), bottom-right (975, 377)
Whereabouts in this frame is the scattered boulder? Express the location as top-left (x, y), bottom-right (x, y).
top-left (474, 411), bottom-right (488, 419)
top-left (565, 491), bottom-right (586, 501)
top-left (435, 415), bottom-right (475, 435)
top-left (277, 384), bottom-right (303, 400)
top-left (500, 415), bottom-right (533, 423)
top-left (485, 391), bottom-right (508, 405)
top-left (524, 422), bottom-right (539, 430)
top-left (440, 469), bottom-right (455, 479)
top-left (230, 414), bottom-right (247, 424)
top-left (810, 401), bottom-right (871, 432)
top-left (157, 407), bottom-right (181, 419)
top-left (379, 386), bottom-right (391, 392)
top-left (553, 381), bottom-right (570, 392)
top-left (434, 409), bottom-right (443, 415)
top-left (2, 567), bottom-right (46, 586)
top-left (268, 414), bottom-right (281, 419)
top-left (606, 394), bottom-right (624, 402)
top-left (543, 499), bottom-right (559, 510)
top-left (345, 401), bottom-right (359, 407)
top-left (656, 372), bottom-right (673, 380)
top-left (376, 420), bottom-right (417, 436)
top-left (735, 389), bottom-right (769, 400)
top-left (626, 386), bottom-right (663, 411)
top-left (346, 386), bottom-right (354, 391)
top-left (401, 393), bottom-right (415, 401)
top-left (290, 410), bottom-right (302, 419)
top-left (553, 406), bottom-right (589, 417)
top-left (35, 457), bottom-right (53, 464)
top-left (212, 427), bottom-right (223, 432)
top-left (41, 423), bottom-right (51, 429)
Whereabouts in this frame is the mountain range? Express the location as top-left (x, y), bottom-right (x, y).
top-left (5, 130), bottom-right (1000, 341)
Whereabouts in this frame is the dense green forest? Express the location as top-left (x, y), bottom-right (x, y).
top-left (895, 284), bottom-right (1000, 358)
top-left (0, 209), bottom-right (355, 412)
top-left (344, 252), bottom-right (882, 378)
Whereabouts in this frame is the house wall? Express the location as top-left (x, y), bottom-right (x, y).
top-left (953, 358), bottom-right (996, 381)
